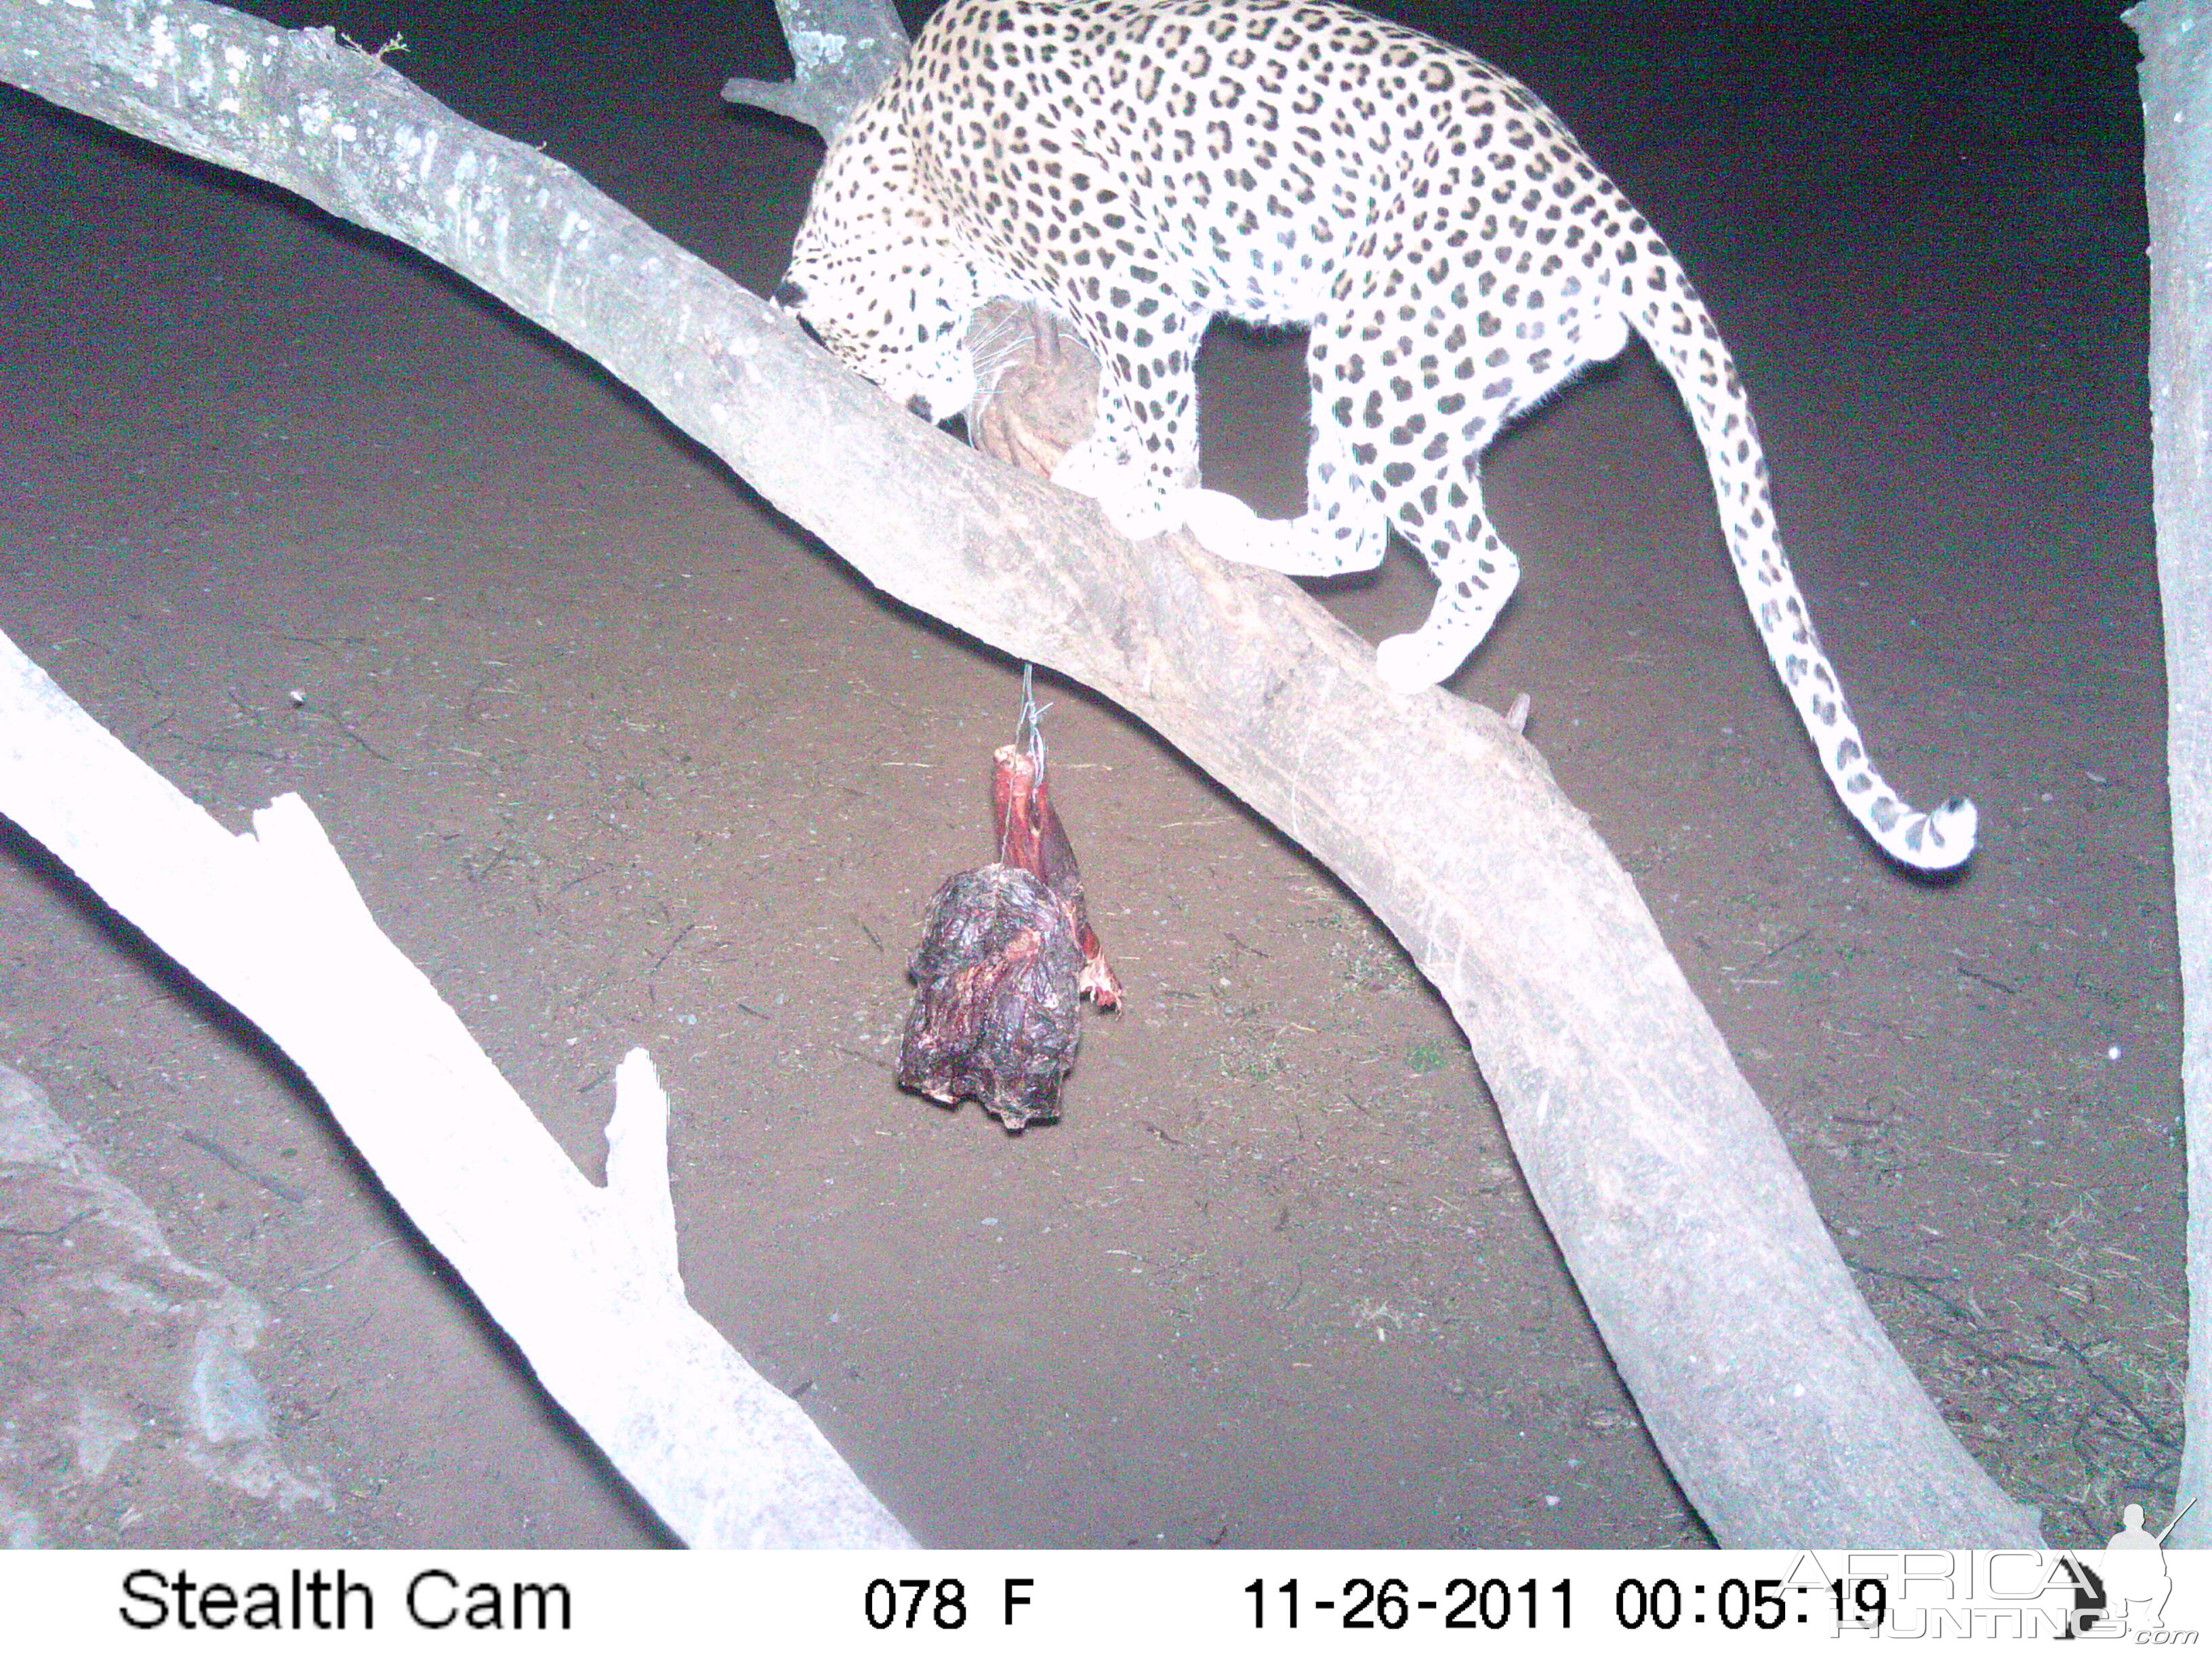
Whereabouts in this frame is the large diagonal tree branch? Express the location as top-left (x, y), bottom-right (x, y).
top-left (0, 0), bottom-right (2039, 1544)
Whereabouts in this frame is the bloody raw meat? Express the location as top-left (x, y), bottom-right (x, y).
top-left (896, 739), bottom-right (1120, 1130)
top-left (897, 863), bottom-right (1084, 1130)
top-left (991, 742), bottom-right (1122, 1010)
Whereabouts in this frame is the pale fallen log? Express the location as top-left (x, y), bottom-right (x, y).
top-left (0, 624), bottom-right (914, 1549)
top-left (0, 0), bottom-right (2040, 1542)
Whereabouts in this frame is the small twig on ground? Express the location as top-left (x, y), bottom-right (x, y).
top-left (1723, 928), bottom-right (1812, 975)
top-left (2041, 1318), bottom-right (2178, 1451)
top-left (0, 1206), bottom-right (99, 1240)
top-left (1840, 1254), bottom-right (1980, 1326)
top-left (180, 1127), bottom-right (307, 1203)
top-left (1954, 964), bottom-right (2022, 996)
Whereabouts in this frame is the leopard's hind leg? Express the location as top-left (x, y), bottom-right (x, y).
top-left (1332, 293), bottom-right (1631, 693)
top-left (1177, 371), bottom-right (1526, 695)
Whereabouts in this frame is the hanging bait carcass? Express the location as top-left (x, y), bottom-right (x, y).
top-left (897, 683), bottom-right (1120, 1130)
top-left (897, 861), bottom-right (1084, 1130)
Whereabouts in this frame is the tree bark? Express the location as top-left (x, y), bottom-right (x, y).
top-left (2128, 0), bottom-right (2212, 1549)
top-left (0, 0), bottom-right (2041, 1544)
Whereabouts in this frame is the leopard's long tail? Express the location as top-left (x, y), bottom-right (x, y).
top-left (1620, 245), bottom-right (1976, 872)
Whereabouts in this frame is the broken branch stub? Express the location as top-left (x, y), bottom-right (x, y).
top-left (0, 0), bottom-right (2041, 1544)
top-left (721, 0), bottom-right (912, 140)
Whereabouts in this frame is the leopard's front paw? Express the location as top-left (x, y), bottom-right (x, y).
top-left (1374, 629), bottom-right (1462, 696)
top-left (1051, 439), bottom-right (1176, 539)
top-left (1048, 432), bottom-right (1118, 497)
top-left (1177, 487), bottom-right (1262, 559)
top-left (1182, 491), bottom-right (1388, 577)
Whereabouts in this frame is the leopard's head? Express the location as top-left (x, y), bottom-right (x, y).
top-left (775, 112), bottom-right (981, 424)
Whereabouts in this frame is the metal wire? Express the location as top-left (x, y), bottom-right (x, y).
top-left (1015, 663), bottom-right (1050, 781)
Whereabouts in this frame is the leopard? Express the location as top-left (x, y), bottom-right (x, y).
top-left (773, 0), bottom-right (1977, 871)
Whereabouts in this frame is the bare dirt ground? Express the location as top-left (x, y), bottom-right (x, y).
top-left (0, 0), bottom-right (2170, 1549)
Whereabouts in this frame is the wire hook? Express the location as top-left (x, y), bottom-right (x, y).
top-left (1015, 663), bottom-right (1050, 781)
